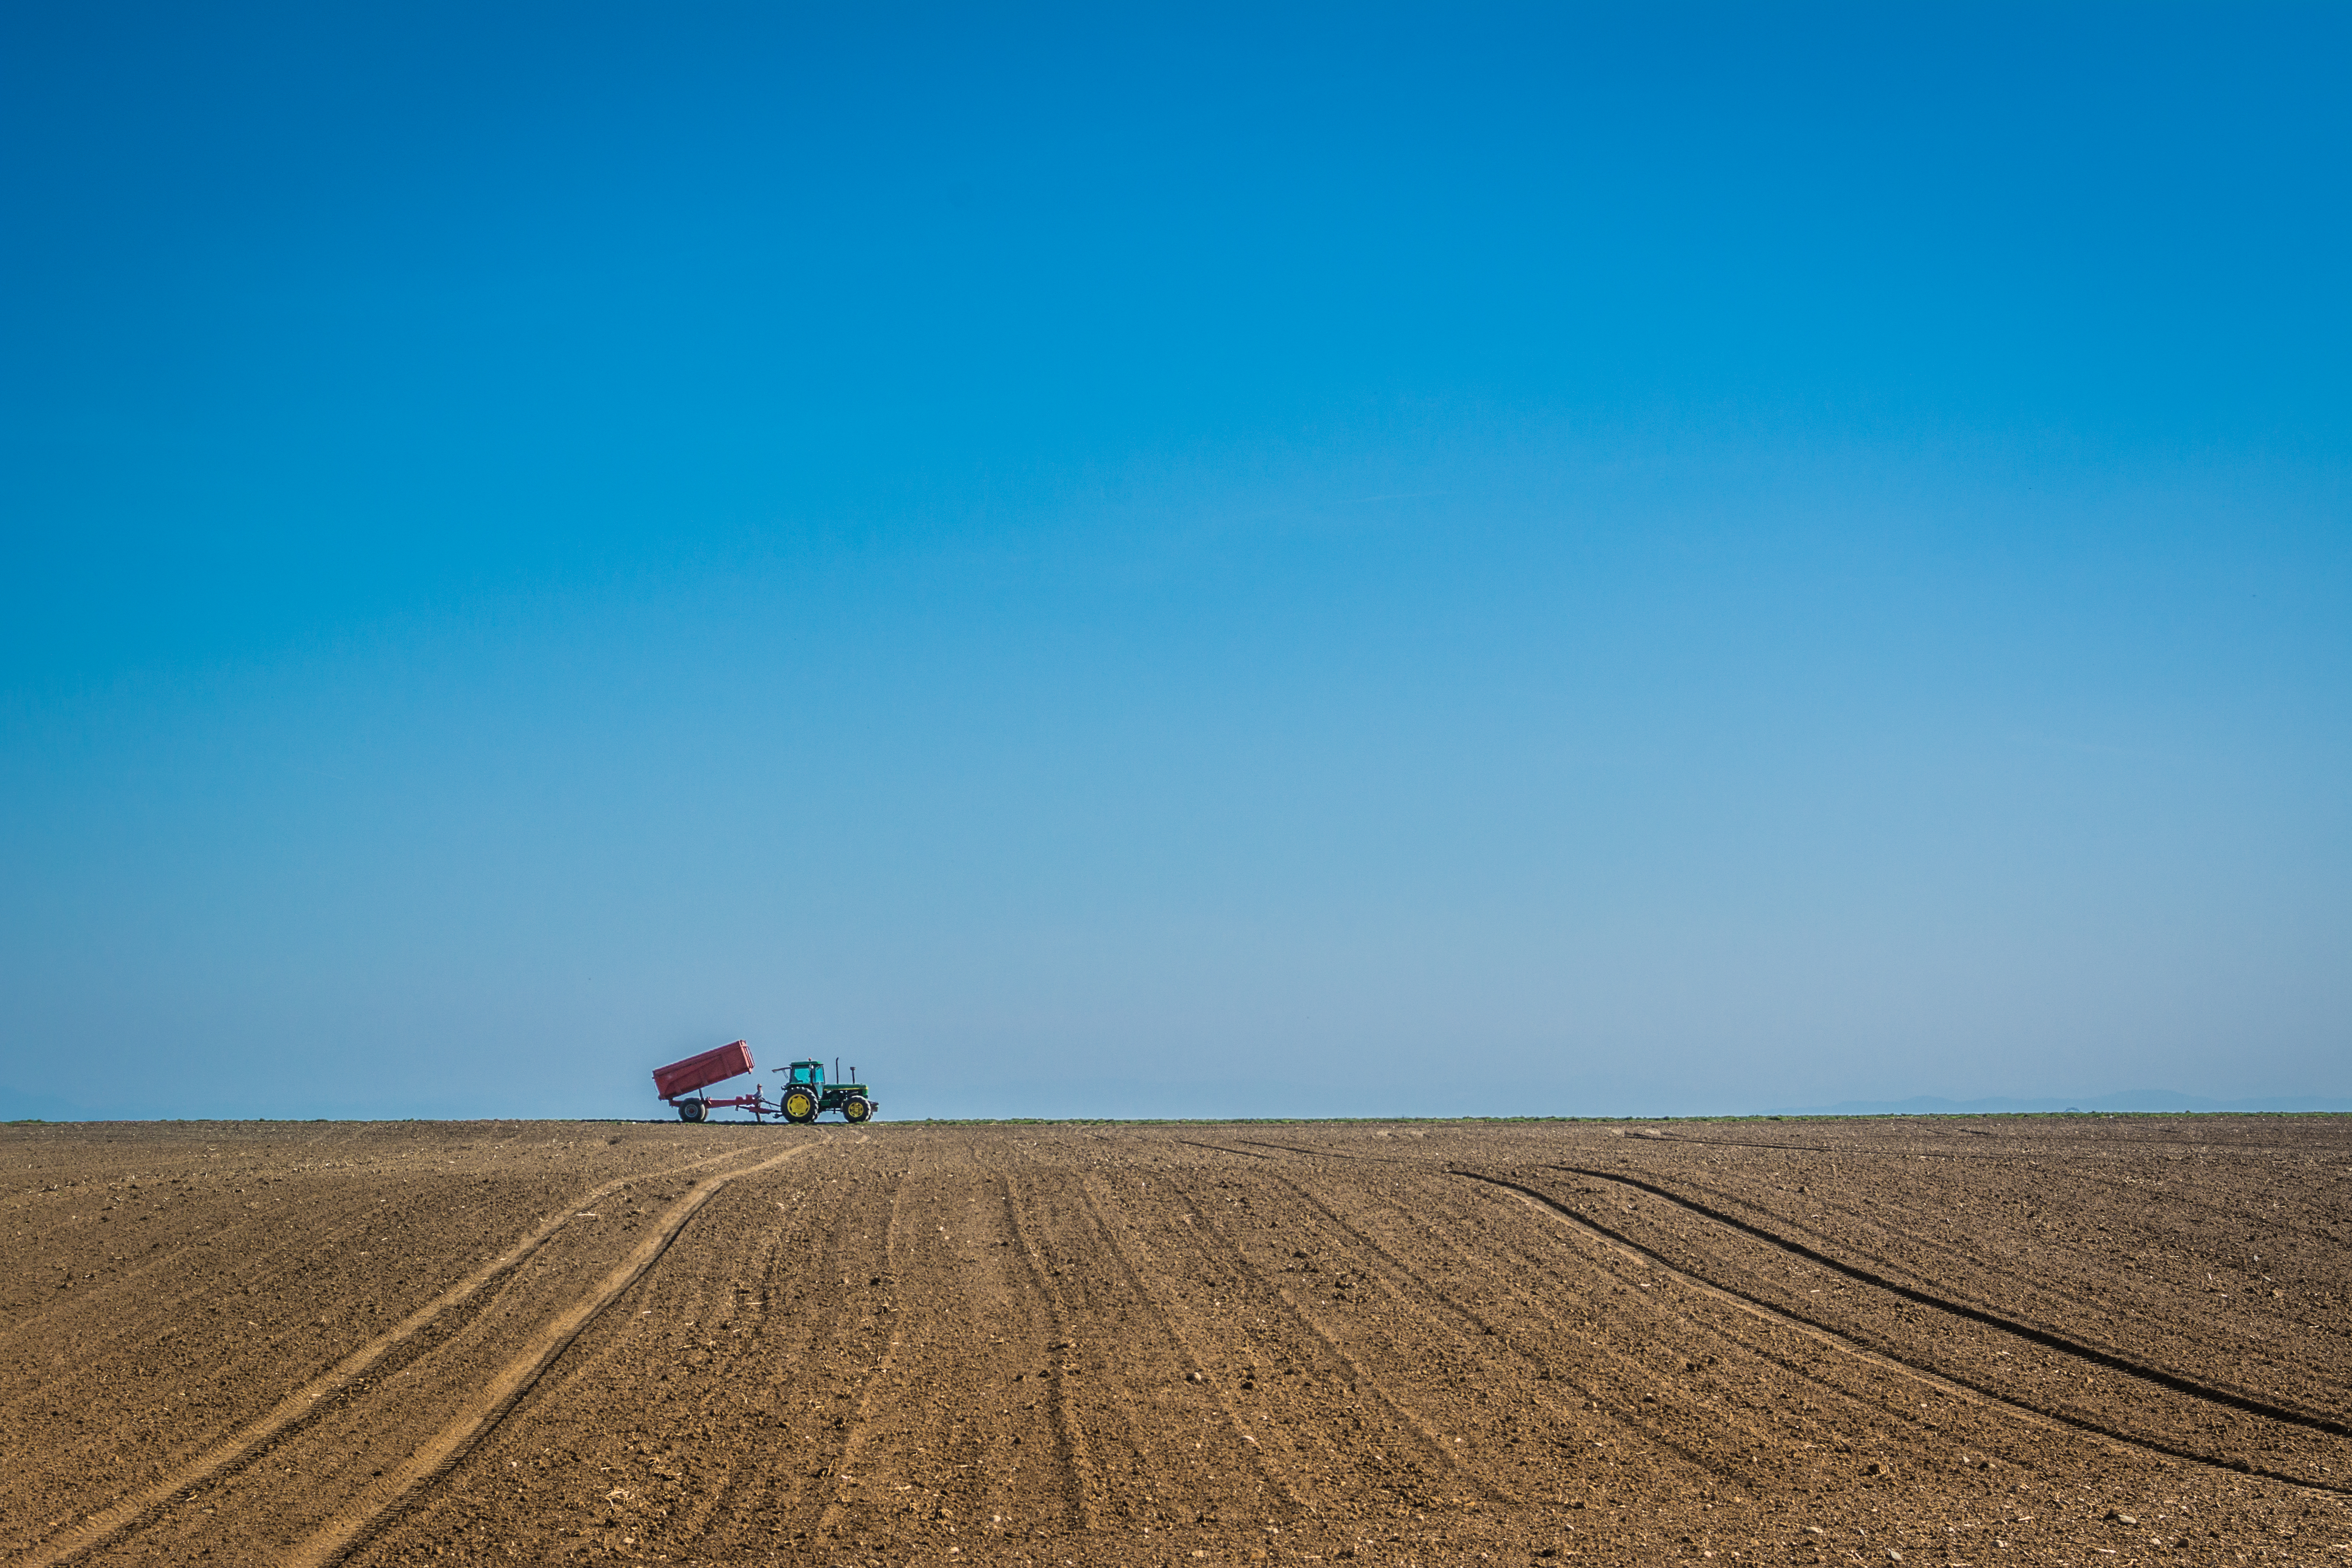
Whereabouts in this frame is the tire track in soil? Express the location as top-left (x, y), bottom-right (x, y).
top-left (1620, 1129), bottom-right (2352, 1345)
top-left (1225, 1138), bottom-right (2352, 1495)
top-left (1638, 1159), bottom-right (2352, 1386)
top-left (997, 1169), bottom-right (1100, 1532)
top-left (1072, 1169), bottom-right (1315, 1520)
top-left (1231, 1136), bottom-right (2352, 1471)
top-left (1203, 1141), bottom-right (1739, 1489)
top-left (1545, 1164), bottom-right (2352, 1443)
top-left (278, 1140), bottom-right (823, 1568)
top-left (1296, 1168), bottom-right (1805, 1489)
top-left (630, 1145), bottom-right (878, 1557)
top-left (1238, 1156), bottom-right (1743, 1494)
top-left (404, 1162), bottom-right (857, 1564)
top-left (796, 1149), bottom-right (1076, 1558)
top-left (1024, 1170), bottom-right (1240, 1533)
top-left (853, 1164), bottom-right (989, 1545)
top-left (1427, 1166), bottom-right (2095, 1486)
top-left (812, 1158), bottom-right (910, 1543)
top-left (1464, 1169), bottom-right (2352, 1498)
top-left (1164, 1153), bottom-right (1521, 1506)
top-left (649, 1198), bottom-right (805, 1549)
top-left (16, 1139), bottom-right (788, 1568)
top-left (692, 1170), bottom-right (863, 1542)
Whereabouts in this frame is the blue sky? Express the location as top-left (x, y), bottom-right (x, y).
top-left (3, 4), bottom-right (2346, 1120)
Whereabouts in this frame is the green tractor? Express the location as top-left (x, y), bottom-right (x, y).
top-left (774, 1059), bottom-right (878, 1125)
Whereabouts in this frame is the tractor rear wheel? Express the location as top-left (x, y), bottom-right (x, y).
top-left (782, 1087), bottom-right (818, 1124)
top-left (677, 1099), bottom-right (707, 1123)
top-left (842, 1095), bottom-right (872, 1124)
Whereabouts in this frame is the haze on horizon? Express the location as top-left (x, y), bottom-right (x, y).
top-left (3, 5), bottom-right (2346, 1123)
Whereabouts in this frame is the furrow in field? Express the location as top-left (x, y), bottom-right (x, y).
top-left (1467, 1166), bottom-right (2125, 1460)
top-left (1, 1181), bottom-right (489, 1490)
top-left (997, 1169), bottom-right (1102, 1532)
top-left (691, 1152), bottom-right (888, 1542)
top-left (657, 1208), bottom-right (802, 1546)
top-left (1608, 1134), bottom-right (2352, 1334)
top-left (810, 1165), bottom-right (913, 1542)
top-left (1067, 1165), bottom-right (1321, 1526)
top-left (1311, 1167), bottom-right (1819, 1489)
top-left (1161, 1152), bottom-right (1536, 1508)
top-left (279, 1142), bottom-right (823, 1568)
top-left (1420, 1167), bottom-right (2078, 1473)
top-left (15, 1138), bottom-right (792, 1568)
top-left (830, 1158), bottom-right (1032, 1557)
top-left (360, 1146), bottom-right (885, 1564)
top-left (1545, 1162), bottom-right (2352, 1447)
top-left (1445, 1168), bottom-right (2132, 1491)
top-left (1474, 1168), bottom-right (2352, 1496)
top-left (1625, 1155), bottom-right (2352, 1404)
top-left (1202, 1143), bottom-right (1751, 1481)
top-left (1238, 1153), bottom-right (1758, 1494)
top-left (1164, 1157), bottom-right (1458, 1501)
top-left (759, 1146), bottom-right (1087, 1559)
top-left (1226, 1136), bottom-right (2222, 1499)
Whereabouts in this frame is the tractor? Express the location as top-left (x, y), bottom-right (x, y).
top-left (774, 1059), bottom-right (877, 1124)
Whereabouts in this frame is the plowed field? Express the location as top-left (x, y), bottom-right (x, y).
top-left (4, 1117), bottom-right (2348, 1566)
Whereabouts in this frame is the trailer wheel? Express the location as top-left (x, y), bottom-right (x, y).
top-left (677, 1099), bottom-right (707, 1123)
top-left (782, 1087), bottom-right (818, 1124)
top-left (842, 1095), bottom-right (872, 1124)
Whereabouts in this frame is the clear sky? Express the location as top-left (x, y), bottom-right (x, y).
top-left (3, 4), bottom-right (2346, 1121)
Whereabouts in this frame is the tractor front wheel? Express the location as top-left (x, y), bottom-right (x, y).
top-left (782, 1087), bottom-right (818, 1124)
top-left (842, 1095), bottom-right (872, 1124)
top-left (677, 1099), bottom-right (707, 1123)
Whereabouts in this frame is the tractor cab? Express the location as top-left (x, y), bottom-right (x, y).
top-left (783, 1059), bottom-right (826, 1090)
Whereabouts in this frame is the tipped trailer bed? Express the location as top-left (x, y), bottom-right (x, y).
top-left (650, 1040), bottom-right (783, 1123)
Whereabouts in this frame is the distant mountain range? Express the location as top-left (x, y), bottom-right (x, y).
top-left (1762, 1090), bottom-right (2352, 1117)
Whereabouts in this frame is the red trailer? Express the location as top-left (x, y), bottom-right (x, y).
top-left (651, 1039), bottom-right (782, 1123)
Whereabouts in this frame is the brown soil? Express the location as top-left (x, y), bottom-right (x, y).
top-left (4, 1116), bottom-right (2348, 1566)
